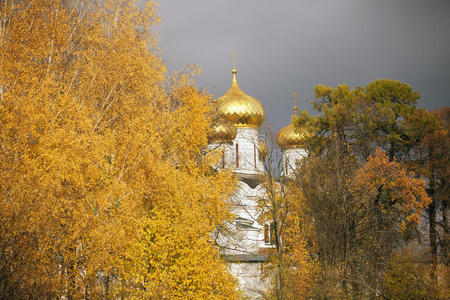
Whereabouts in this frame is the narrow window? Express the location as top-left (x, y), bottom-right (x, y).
top-left (235, 143), bottom-right (239, 168)
top-left (254, 143), bottom-right (257, 168)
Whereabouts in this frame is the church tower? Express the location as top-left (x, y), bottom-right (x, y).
top-left (209, 54), bottom-right (272, 299)
top-left (215, 53), bottom-right (266, 186)
top-left (277, 91), bottom-right (309, 177)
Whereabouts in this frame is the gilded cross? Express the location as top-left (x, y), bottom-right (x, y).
top-left (232, 51), bottom-right (236, 70)
top-left (292, 90), bottom-right (297, 114)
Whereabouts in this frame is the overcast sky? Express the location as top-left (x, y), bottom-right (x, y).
top-left (156, 0), bottom-right (450, 130)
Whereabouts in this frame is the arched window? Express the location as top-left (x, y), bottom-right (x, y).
top-left (235, 143), bottom-right (239, 168)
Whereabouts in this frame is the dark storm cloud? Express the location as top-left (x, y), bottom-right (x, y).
top-left (156, 0), bottom-right (450, 130)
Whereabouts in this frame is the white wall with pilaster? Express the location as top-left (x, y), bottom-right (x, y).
top-left (218, 181), bottom-right (264, 254)
top-left (208, 127), bottom-right (273, 299)
top-left (207, 142), bottom-right (235, 170)
top-left (233, 127), bottom-right (264, 174)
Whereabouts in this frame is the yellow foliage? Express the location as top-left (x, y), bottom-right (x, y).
top-left (258, 177), bottom-right (317, 299)
top-left (384, 249), bottom-right (450, 299)
top-left (0, 0), bottom-right (237, 298)
top-left (283, 184), bottom-right (318, 299)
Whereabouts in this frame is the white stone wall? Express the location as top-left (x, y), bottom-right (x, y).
top-left (218, 182), bottom-right (265, 254)
top-left (229, 263), bottom-right (269, 299)
top-left (209, 127), bottom-right (274, 299)
top-left (206, 142), bottom-right (235, 169)
top-left (232, 183), bottom-right (265, 252)
top-left (208, 127), bottom-right (266, 175)
top-left (218, 181), bottom-right (274, 298)
top-left (282, 148), bottom-right (307, 177)
top-left (233, 127), bottom-right (264, 174)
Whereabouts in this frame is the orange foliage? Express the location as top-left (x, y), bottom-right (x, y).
top-left (351, 148), bottom-right (431, 230)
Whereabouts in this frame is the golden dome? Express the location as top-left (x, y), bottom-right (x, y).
top-left (277, 118), bottom-right (311, 150)
top-left (216, 68), bottom-right (265, 128)
top-left (208, 118), bottom-right (237, 143)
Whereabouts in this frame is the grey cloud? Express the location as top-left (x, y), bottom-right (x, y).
top-left (156, 0), bottom-right (450, 130)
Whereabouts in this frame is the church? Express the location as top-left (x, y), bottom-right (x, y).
top-left (207, 58), bottom-right (309, 298)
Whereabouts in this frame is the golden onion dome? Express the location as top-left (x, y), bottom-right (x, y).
top-left (208, 118), bottom-right (237, 143)
top-left (216, 68), bottom-right (265, 128)
top-left (277, 118), bottom-right (311, 150)
top-left (258, 140), bottom-right (268, 160)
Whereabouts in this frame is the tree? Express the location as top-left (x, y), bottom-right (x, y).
top-left (119, 163), bottom-right (238, 298)
top-left (293, 139), bottom-right (361, 297)
top-left (350, 149), bottom-right (431, 296)
top-left (282, 183), bottom-right (318, 300)
top-left (256, 129), bottom-right (289, 300)
top-left (291, 80), bottom-right (435, 297)
top-left (0, 0), bottom-right (237, 298)
top-left (351, 148), bottom-right (431, 232)
top-left (256, 128), bottom-right (316, 300)
top-left (365, 79), bottom-right (421, 160)
top-left (293, 145), bottom-right (431, 297)
top-left (405, 108), bottom-right (449, 266)
top-left (297, 79), bottom-right (422, 161)
top-left (383, 246), bottom-right (449, 300)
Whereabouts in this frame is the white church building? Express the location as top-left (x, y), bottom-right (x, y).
top-left (207, 60), bottom-right (309, 298)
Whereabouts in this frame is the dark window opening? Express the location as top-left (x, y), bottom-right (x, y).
top-left (264, 222), bottom-right (276, 245)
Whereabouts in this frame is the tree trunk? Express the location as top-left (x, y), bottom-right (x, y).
top-left (274, 221), bottom-right (285, 300)
top-left (428, 197), bottom-right (437, 286)
top-left (429, 200), bottom-right (437, 262)
top-left (442, 190), bottom-right (448, 265)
